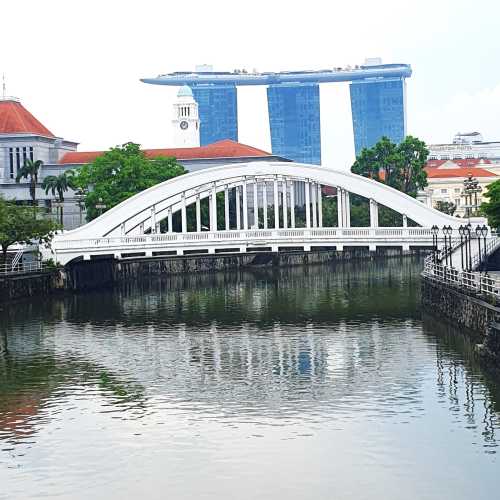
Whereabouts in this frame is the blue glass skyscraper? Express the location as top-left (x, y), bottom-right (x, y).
top-left (142, 63), bottom-right (411, 160)
top-left (350, 77), bottom-right (406, 156)
top-left (267, 83), bottom-right (321, 165)
top-left (191, 84), bottom-right (238, 145)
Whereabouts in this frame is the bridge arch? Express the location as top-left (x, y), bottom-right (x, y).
top-left (62, 161), bottom-right (461, 239)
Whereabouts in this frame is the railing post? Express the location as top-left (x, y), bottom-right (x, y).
top-left (311, 181), bottom-right (317, 228)
top-left (236, 186), bottom-right (241, 230)
top-left (290, 180), bottom-right (296, 229)
top-left (196, 195), bottom-right (201, 232)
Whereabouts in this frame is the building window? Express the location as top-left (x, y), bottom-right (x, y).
top-left (441, 189), bottom-right (448, 194)
top-left (22, 146), bottom-right (27, 166)
top-left (15, 148), bottom-right (21, 172)
top-left (454, 188), bottom-right (461, 193)
top-left (9, 148), bottom-right (14, 179)
top-left (29, 146), bottom-right (34, 161)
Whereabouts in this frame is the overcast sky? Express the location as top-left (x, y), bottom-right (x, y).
top-left (1, 0), bottom-right (499, 170)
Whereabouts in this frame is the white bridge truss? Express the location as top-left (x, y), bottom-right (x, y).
top-left (48, 162), bottom-right (487, 265)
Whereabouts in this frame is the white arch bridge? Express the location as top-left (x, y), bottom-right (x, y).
top-left (48, 162), bottom-right (485, 266)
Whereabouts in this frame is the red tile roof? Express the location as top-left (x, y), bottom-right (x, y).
top-left (59, 139), bottom-right (272, 164)
top-left (425, 167), bottom-right (497, 179)
top-left (0, 99), bottom-right (54, 137)
top-left (426, 158), bottom-right (491, 168)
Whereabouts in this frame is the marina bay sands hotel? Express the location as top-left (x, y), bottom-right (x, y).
top-left (141, 60), bottom-right (411, 164)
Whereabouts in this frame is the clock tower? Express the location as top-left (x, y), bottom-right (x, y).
top-left (172, 85), bottom-right (200, 147)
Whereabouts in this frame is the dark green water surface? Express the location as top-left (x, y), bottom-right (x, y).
top-left (0, 259), bottom-right (499, 500)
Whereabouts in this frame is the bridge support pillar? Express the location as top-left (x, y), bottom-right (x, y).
top-left (402, 243), bottom-right (410, 252)
top-left (208, 247), bottom-right (215, 254)
top-left (305, 180), bottom-right (311, 228)
top-left (337, 188), bottom-right (343, 228)
top-left (224, 186), bottom-right (230, 231)
top-left (181, 194), bottom-right (187, 233)
top-left (263, 181), bottom-right (268, 229)
top-left (151, 206), bottom-right (157, 234)
top-left (336, 244), bottom-right (344, 252)
top-left (273, 176), bottom-right (279, 229)
top-left (312, 182), bottom-right (317, 228)
top-left (196, 196), bottom-right (201, 232)
top-left (236, 186), bottom-right (241, 230)
top-left (168, 209), bottom-right (173, 233)
top-left (317, 183), bottom-right (323, 228)
top-left (114, 253), bottom-right (121, 260)
top-left (176, 249), bottom-right (183, 256)
top-left (210, 184), bottom-right (217, 232)
top-left (83, 254), bottom-right (90, 261)
top-left (304, 244), bottom-right (311, 252)
top-left (282, 180), bottom-right (288, 229)
top-left (271, 245), bottom-right (279, 253)
top-left (369, 243), bottom-right (376, 252)
top-left (253, 180), bottom-right (258, 229)
top-left (290, 180), bottom-right (295, 228)
top-left (344, 191), bottom-right (351, 227)
top-left (243, 178), bottom-right (249, 230)
top-left (370, 199), bottom-right (379, 228)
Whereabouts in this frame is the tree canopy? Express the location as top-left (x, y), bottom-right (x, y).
top-left (0, 197), bottom-right (59, 262)
top-left (351, 136), bottom-right (429, 197)
top-left (72, 142), bottom-right (186, 221)
top-left (481, 180), bottom-right (500, 228)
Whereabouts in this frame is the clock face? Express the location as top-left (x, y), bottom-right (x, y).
top-left (180, 120), bottom-right (189, 130)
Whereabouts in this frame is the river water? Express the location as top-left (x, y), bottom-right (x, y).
top-left (0, 258), bottom-right (499, 500)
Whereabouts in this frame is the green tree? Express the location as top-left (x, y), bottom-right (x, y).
top-left (42, 170), bottom-right (76, 226)
top-left (351, 136), bottom-right (429, 197)
top-left (481, 180), bottom-right (500, 228)
top-left (15, 159), bottom-right (43, 207)
top-left (0, 197), bottom-right (58, 264)
top-left (435, 201), bottom-right (456, 216)
top-left (72, 142), bottom-right (186, 221)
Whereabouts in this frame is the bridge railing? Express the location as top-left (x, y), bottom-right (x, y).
top-left (423, 259), bottom-right (500, 304)
top-left (54, 227), bottom-right (434, 250)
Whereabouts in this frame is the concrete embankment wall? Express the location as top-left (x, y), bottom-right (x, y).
top-left (422, 278), bottom-right (500, 371)
top-left (0, 247), bottom-right (417, 302)
top-left (0, 270), bottom-right (64, 302)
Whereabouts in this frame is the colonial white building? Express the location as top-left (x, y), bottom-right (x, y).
top-left (428, 132), bottom-right (500, 163)
top-left (422, 133), bottom-right (500, 217)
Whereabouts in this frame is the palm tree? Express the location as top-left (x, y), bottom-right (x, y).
top-left (42, 170), bottom-right (75, 226)
top-left (15, 159), bottom-right (43, 207)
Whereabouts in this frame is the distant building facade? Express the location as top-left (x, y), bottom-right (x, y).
top-left (421, 134), bottom-right (500, 217)
top-left (267, 83), bottom-right (321, 164)
top-left (191, 84), bottom-right (238, 146)
top-left (350, 76), bottom-right (407, 155)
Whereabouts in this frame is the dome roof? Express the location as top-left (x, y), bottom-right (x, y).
top-left (177, 85), bottom-right (193, 98)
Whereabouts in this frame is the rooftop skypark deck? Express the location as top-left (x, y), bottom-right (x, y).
top-left (141, 63), bottom-right (412, 86)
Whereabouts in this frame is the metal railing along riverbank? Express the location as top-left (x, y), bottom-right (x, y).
top-left (0, 261), bottom-right (48, 276)
top-left (422, 256), bottom-right (500, 304)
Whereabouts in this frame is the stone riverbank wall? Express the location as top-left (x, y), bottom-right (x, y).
top-left (422, 278), bottom-right (500, 372)
top-left (1, 247), bottom-right (419, 301)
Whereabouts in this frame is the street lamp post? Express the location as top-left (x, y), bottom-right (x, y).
top-left (475, 225), bottom-right (483, 272)
top-left (463, 174), bottom-right (482, 221)
top-left (431, 225), bottom-right (439, 264)
top-left (463, 224), bottom-right (472, 271)
top-left (458, 225), bottom-right (465, 270)
top-left (442, 225), bottom-right (453, 267)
